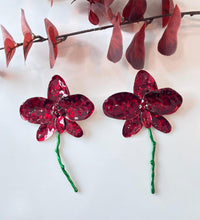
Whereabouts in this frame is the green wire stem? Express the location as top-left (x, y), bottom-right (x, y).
top-left (148, 128), bottom-right (156, 194)
top-left (55, 133), bottom-right (78, 192)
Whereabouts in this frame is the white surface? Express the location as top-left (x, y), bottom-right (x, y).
top-left (0, 0), bottom-right (200, 219)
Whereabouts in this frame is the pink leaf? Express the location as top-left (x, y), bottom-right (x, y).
top-left (1, 25), bottom-right (16, 67)
top-left (126, 23), bottom-right (146, 70)
top-left (107, 13), bottom-right (123, 63)
top-left (123, 0), bottom-right (147, 22)
top-left (21, 9), bottom-right (33, 61)
top-left (158, 5), bottom-right (181, 56)
top-left (44, 18), bottom-right (59, 68)
top-left (162, 0), bottom-right (174, 27)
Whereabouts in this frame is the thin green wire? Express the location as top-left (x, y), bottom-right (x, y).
top-left (55, 133), bottom-right (78, 192)
top-left (148, 128), bottom-right (156, 194)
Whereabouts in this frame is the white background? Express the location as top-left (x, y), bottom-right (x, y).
top-left (0, 0), bottom-right (200, 219)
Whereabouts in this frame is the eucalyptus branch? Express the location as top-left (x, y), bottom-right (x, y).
top-left (0, 10), bottom-right (199, 51)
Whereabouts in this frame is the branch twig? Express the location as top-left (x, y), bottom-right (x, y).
top-left (0, 11), bottom-right (199, 51)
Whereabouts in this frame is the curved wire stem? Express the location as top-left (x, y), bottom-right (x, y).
top-left (55, 133), bottom-right (78, 192)
top-left (0, 10), bottom-right (200, 51)
top-left (148, 128), bottom-right (156, 194)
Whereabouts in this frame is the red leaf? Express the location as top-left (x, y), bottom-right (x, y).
top-left (44, 18), bottom-right (59, 68)
top-left (21, 9), bottom-right (33, 61)
top-left (107, 13), bottom-right (123, 63)
top-left (158, 5), bottom-right (181, 56)
top-left (162, 0), bottom-right (174, 27)
top-left (89, 10), bottom-right (99, 25)
top-left (123, 0), bottom-right (147, 22)
top-left (1, 25), bottom-right (16, 67)
top-left (126, 23), bottom-right (146, 70)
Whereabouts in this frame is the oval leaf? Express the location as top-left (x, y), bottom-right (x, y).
top-left (123, 0), bottom-right (147, 22)
top-left (107, 13), bottom-right (123, 63)
top-left (1, 25), bottom-right (16, 67)
top-left (44, 18), bottom-right (59, 68)
top-left (162, 0), bottom-right (175, 27)
top-left (89, 10), bottom-right (99, 25)
top-left (158, 5), bottom-right (181, 56)
top-left (126, 23), bottom-right (146, 70)
top-left (21, 9), bottom-right (33, 61)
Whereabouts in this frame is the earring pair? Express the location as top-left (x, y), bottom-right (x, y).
top-left (20, 70), bottom-right (182, 194)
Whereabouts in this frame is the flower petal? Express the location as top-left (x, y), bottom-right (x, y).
top-left (126, 23), bottom-right (146, 70)
top-left (151, 113), bottom-right (171, 133)
top-left (134, 70), bottom-right (158, 99)
top-left (20, 97), bottom-right (54, 124)
top-left (144, 88), bottom-right (183, 115)
top-left (1, 25), bottom-right (16, 67)
top-left (103, 92), bottom-right (140, 120)
top-left (65, 119), bottom-right (83, 137)
top-left (48, 75), bottom-right (70, 102)
top-left (158, 5), bottom-right (181, 56)
top-left (141, 110), bottom-right (152, 128)
top-left (44, 18), bottom-right (59, 68)
top-left (59, 95), bottom-right (94, 121)
top-left (123, 0), bottom-right (147, 22)
top-left (36, 123), bottom-right (56, 141)
top-left (55, 116), bottom-right (65, 134)
top-left (122, 116), bottom-right (142, 137)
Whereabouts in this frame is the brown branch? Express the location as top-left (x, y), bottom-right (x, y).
top-left (0, 11), bottom-right (200, 51)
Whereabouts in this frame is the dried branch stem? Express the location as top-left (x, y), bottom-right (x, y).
top-left (0, 11), bottom-right (199, 51)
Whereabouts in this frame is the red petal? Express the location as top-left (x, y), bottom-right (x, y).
top-left (141, 110), bottom-right (152, 128)
top-left (123, 0), bottom-right (147, 22)
top-left (103, 92), bottom-right (140, 120)
top-left (89, 10), bottom-right (99, 25)
top-left (65, 119), bottom-right (83, 137)
top-left (44, 18), bottom-right (59, 68)
top-left (144, 88), bottom-right (183, 115)
top-left (122, 116), bottom-right (142, 137)
top-left (48, 75), bottom-right (70, 102)
top-left (20, 97), bottom-right (54, 124)
top-left (59, 94), bottom-right (94, 121)
top-left (36, 123), bottom-right (56, 141)
top-left (151, 113), bottom-right (171, 133)
top-left (134, 70), bottom-right (158, 99)
top-left (126, 23), bottom-right (146, 70)
top-left (1, 25), bottom-right (16, 67)
top-left (158, 5), bottom-right (181, 56)
top-left (55, 116), bottom-right (65, 134)
top-left (21, 9), bottom-right (33, 61)
top-left (107, 13), bottom-right (123, 63)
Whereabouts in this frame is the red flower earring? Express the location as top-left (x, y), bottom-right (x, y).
top-left (20, 75), bottom-right (94, 192)
top-left (103, 70), bottom-right (183, 194)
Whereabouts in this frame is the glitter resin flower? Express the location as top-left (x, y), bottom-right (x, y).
top-left (20, 75), bottom-right (94, 192)
top-left (103, 70), bottom-right (183, 193)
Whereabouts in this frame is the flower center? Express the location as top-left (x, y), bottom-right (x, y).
top-left (139, 99), bottom-right (148, 112)
top-left (52, 104), bottom-right (65, 117)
